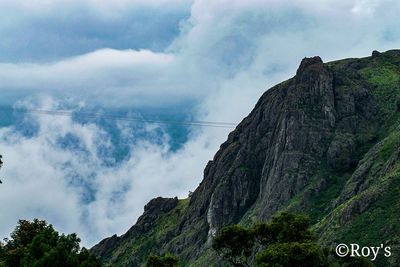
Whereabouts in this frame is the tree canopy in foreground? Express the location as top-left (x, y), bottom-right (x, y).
top-left (213, 212), bottom-right (374, 267)
top-left (0, 219), bottom-right (102, 267)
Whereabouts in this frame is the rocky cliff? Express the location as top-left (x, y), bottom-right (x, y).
top-left (92, 49), bottom-right (400, 266)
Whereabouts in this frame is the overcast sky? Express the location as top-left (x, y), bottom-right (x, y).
top-left (1, 0), bottom-right (400, 246)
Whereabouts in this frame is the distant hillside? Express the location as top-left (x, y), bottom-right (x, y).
top-left (92, 49), bottom-right (400, 266)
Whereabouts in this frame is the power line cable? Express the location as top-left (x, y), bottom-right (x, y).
top-left (0, 106), bottom-right (237, 129)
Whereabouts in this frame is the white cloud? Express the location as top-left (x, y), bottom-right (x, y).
top-left (1, 0), bottom-right (400, 247)
top-left (0, 49), bottom-right (174, 90)
top-left (0, 49), bottom-right (209, 107)
top-left (0, 98), bottom-right (228, 246)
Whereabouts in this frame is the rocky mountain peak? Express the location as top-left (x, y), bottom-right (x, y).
top-left (296, 56), bottom-right (323, 75)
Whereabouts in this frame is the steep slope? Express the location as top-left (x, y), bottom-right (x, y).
top-left (92, 49), bottom-right (400, 266)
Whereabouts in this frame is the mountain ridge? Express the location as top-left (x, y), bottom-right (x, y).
top-left (92, 49), bottom-right (400, 266)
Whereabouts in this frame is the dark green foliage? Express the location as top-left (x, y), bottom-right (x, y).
top-left (335, 255), bottom-right (375, 267)
top-left (251, 212), bottom-right (313, 247)
top-left (251, 222), bottom-right (273, 246)
top-left (146, 253), bottom-right (178, 267)
top-left (212, 225), bottom-right (254, 267)
top-left (0, 219), bottom-right (102, 267)
top-left (255, 242), bottom-right (329, 267)
top-left (213, 213), bottom-right (374, 267)
top-left (213, 213), bottom-right (316, 267)
top-left (265, 212), bottom-right (313, 243)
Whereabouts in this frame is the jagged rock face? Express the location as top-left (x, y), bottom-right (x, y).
top-left (195, 56), bottom-right (336, 238)
top-left (184, 55), bottom-right (375, 241)
top-left (256, 56), bottom-right (335, 218)
top-left (93, 50), bottom-right (400, 267)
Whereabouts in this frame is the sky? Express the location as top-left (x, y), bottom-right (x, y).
top-left (1, 0), bottom-right (400, 247)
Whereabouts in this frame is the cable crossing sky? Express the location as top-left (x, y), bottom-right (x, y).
top-left (0, 107), bottom-right (238, 129)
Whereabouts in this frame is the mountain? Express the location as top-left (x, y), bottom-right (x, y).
top-left (92, 49), bottom-right (400, 266)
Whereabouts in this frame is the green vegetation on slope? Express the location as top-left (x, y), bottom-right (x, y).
top-left (314, 126), bottom-right (400, 266)
top-left (103, 199), bottom-right (189, 267)
top-left (359, 56), bottom-right (400, 118)
top-left (145, 253), bottom-right (179, 267)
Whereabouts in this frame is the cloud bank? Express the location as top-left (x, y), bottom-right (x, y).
top-left (1, 0), bottom-right (400, 246)
top-left (0, 98), bottom-right (225, 246)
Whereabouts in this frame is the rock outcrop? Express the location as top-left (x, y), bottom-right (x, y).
top-left (91, 197), bottom-right (178, 264)
top-left (92, 49), bottom-right (400, 267)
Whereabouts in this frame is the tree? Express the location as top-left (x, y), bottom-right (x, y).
top-left (251, 212), bottom-right (313, 247)
top-left (212, 225), bottom-right (254, 267)
top-left (213, 213), bottom-right (375, 267)
top-left (255, 242), bottom-right (329, 267)
top-left (335, 255), bottom-right (375, 267)
top-left (266, 212), bottom-right (313, 243)
top-left (145, 253), bottom-right (179, 267)
top-left (0, 219), bottom-right (102, 267)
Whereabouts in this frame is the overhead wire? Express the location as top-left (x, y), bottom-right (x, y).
top-left (0, 106), bottom-right (237, 129)
top-left (0, 107), bottom-right (237, 185)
